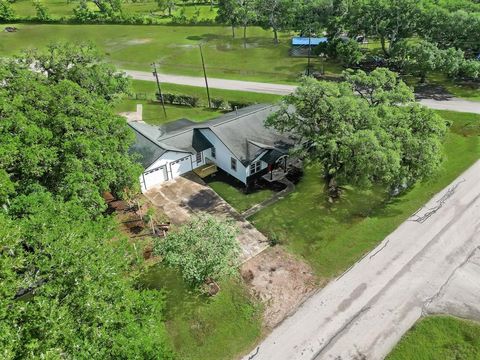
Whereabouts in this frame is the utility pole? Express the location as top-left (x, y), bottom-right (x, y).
top-left (152, 62), bottom-right (167, 119)
top-left (199, 44), bottom-right (212, 108)
top-left (307, 30), bottom-right (312, 76)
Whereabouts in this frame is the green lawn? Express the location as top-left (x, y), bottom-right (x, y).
top-left (11, 0), bottom-right (77, 18)
top-left (11, 1), bottom-right (217, 21)
top-left (410, 73), bottom-right (480, 102)
top-left (205, 171), bottom-right (274, 213)
top-left (115, 99), bottom-right (222, 125)
top-left (131, 80), bottom-right (283, 105)
top-left (251, 111), bottom-right (480, 277)
top-left (387, 316), bottom-right (480, 360)
top-left (0, 23), bottom-right (341, 83)
top-left (141, 265), bottom-right (262, 360)
top-left (115, 81), bottom-right (282, 125)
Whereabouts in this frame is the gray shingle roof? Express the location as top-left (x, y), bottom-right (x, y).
top-left (128, 104), bottom-right (297, 169)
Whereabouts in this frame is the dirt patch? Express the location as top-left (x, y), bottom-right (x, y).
top-left (241, 246), bottom-right (319, 329)
top-left (126, 38), bottom-right (152, 45)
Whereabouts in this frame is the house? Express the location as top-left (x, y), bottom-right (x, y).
top-left (129, 104), bottom-right (298, 193)
top-left (291, 36), bottom-right (328, 56)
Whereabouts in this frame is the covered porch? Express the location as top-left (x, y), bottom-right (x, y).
top-left (261, 151), bottom-right (302, 183)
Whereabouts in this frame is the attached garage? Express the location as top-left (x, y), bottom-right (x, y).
top-left (142, 164), bottom-right (168, 191)
top-left (169, 155), bottom-right (192, 178)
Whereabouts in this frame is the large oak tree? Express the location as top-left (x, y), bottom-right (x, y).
top-left (266, 69), bottom-right (447, 198)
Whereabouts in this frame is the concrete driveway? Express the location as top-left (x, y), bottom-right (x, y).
top-left (144, 173), bottom-right (269, 262)
top-left (243, 160), bottom-right (480, 360)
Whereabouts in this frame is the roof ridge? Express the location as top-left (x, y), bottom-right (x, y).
top-left (156, 104), bottom-right (273, 141)
top-left (209, 104), bottom-right (274, 128)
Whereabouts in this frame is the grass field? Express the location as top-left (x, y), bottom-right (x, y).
top-left (11, 0), bottom-right (76, 18)
top-left (141, 265), bottom-right (262, 360)
top-left (11, 0), bottom-right (218, 21)
top-left (115, 99), bottom-right (222, 124)
top-left (0, 23), bottom-right (341, 83)
top-left (251, 111), bottom-right (480, 277)
top-left (387, 316), bottom-right (480, 360)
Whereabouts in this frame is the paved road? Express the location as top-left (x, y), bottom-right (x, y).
top-left (425, 248), bottom-right (480, 322)
top-left (243, 160), bottom-right (480, 360)
top-left (125, 70), bottom-right (296, 96)
top-left (125, 70), bottom-right (480, 114)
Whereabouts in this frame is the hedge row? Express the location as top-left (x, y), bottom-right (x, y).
top-left (154, 92), bottom-right (251, 111)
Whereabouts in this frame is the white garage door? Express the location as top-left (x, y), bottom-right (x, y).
top-left (143, 165), bottom-right (168, 191)
top-left (170, 155), bottom-right (192, 178)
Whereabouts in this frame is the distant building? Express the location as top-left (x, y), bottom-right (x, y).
top-left (129, 105), bottom-right (299, 192)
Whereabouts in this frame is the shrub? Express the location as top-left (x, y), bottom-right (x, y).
top-left (157, 92), bottom-right (200, 107)
top-left (227, 100), bottom-right (251, 111)
top-left (211, 98), bottom-right (225, 109)
top-left (154, 214), bottom-right (239, 287)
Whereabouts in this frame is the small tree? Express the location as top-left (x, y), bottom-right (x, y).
top-left (155, 0), bottom-right (175, 16)
top-left (0, 0), bottom-right (15, 21)
top-left (405, 40), bottom-right (443, 83)
top-left (255, 0), bottom-right (293, 44)
top-left (33, 0), bottom-right (50, 21)
top-left (217, 0), bottom-right (240, 38)
top-left (335, 38), bottom-right (364, 68)
top-left (154, 214), bottom-right (240, 287)
top-left (237, 0), bottom-right (256, 47)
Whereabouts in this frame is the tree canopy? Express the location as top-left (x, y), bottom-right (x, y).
top-left (266, 69), bottom-right (447, 197)
top-left (0, 43), bottom-right (140, 215)
top-left (0, 43), bottom-right (172, 359)
top-left (0, 192), bottom-right (173, 359)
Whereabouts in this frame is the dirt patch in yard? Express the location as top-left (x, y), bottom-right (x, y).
top-left (241, 246), bottom-right (319, 329)
top-left (126, 38), bottom-right (153, 45)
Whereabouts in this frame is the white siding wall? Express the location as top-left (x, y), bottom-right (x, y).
top-left (199, 129), bottom-right (247, 184)
top-left (140, 150), bottom-right (208, 192)
top-left (141, 151), bottom-right (191, 192)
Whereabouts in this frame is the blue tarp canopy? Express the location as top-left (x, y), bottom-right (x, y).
top-left (291, 37), bottom-right (328, 46)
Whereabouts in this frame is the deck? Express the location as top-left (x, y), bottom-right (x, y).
top-left (193, 163), bottom-right (218, 178)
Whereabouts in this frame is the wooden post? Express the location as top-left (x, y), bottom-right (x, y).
top-left (307, 30), bottom-right (312, 76)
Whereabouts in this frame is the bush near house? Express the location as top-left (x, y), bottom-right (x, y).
top-left (154, 214), bottom-right (240, 288)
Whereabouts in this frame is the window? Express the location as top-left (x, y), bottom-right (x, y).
top-left (250, 161), bottom-right (261, 174)
top-left (211, 147), bottom-right (216, 158)
top-left (196, 152), bottom-right (202, 163)
top-left (231, 157), bottom-right (237, 171)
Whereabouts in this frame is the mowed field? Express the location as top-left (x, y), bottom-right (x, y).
top-left (11, 0), bottom-right (218, 21)
top-left (0, 23), bottom-right (336, 83)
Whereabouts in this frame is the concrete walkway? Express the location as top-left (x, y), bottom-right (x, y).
top-left (125, 70), bottom-right (480, 114)
top-left (243, 160), bottom-right (480, 360)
